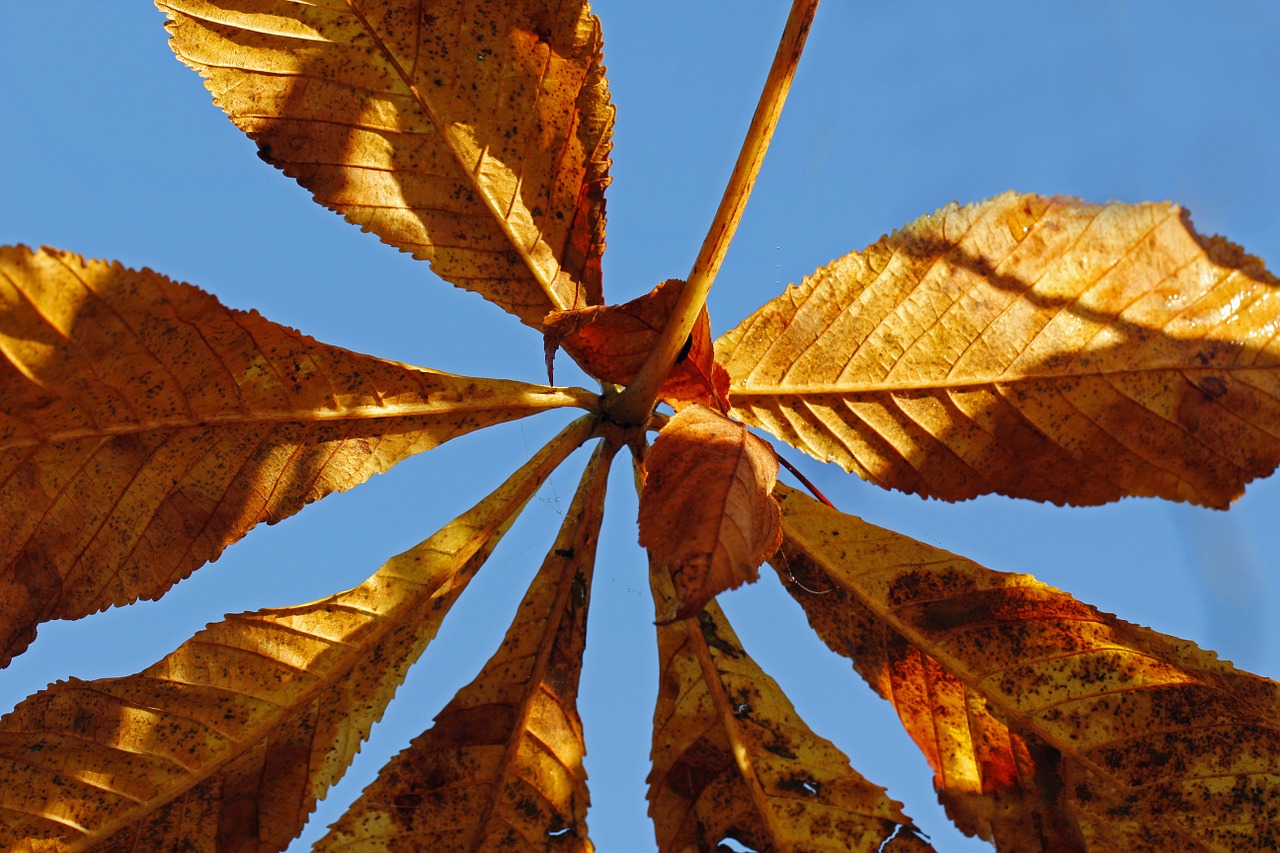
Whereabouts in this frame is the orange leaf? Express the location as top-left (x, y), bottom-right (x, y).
top-left (773, 483), bottom-right (1280, 850)
top-left (159, 0), bottom-right (614, 327)
top-left (638, 405), bottom-right (781, 621)
top-left (317, 439), bottom-right (612, 850)
top-left (544, 278), bottom-right (729, 410)
top-left (0, 419), bottom-right (589, 850)
top-left (647, 558), bottom-right (933, 852)
top-left (0, 246), bottom-right (593, 668)
top-left (719, 192), bottom-right (1280, 506)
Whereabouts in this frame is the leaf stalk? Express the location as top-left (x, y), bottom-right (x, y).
top-left (605, 0), bottom-right (820, 426)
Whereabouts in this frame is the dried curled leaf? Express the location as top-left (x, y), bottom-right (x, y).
top-left (638, 405), bottom-right (781, 621)
top-left (720, 192), bottom-right (1280, 507)
top-left (647, 558), bottom-right (933, 853)
top-left (159, 0), bottom-right (614, 327)
top-left (544, 278), bottom-right (729, 410)
top-left (0, 246), bottom-right (593, 669)
top-left (0, 418), bottom-right (591, 851)
top-left (317, 439), bottom-right (611, 851)
top-left (773, 483), bottom-right (1280, 851)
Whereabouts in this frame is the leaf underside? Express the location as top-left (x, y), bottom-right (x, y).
top-left (158, 0), bottom-right (614, 328)
top-left (773, 484), bottom-right (1280, 851)
top-left (317, 439), bottom-right (611, 851)
top-left (0, 417), bottom-right (592, 851)
top-left (647, 556), bottom-right (933, 853)
top-left (544, 278), bottom-right (729, 410)
top-left (0, 246), bottom-right (589, 670)
top-left (638, 405), bottom-right (782, 622)
top-left (719, 192), bottom-right (1280, 507)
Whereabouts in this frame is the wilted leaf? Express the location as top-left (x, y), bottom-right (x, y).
top-left (773, 483), bottom-right (1280, 851)
top-left (638, 405), bottom-right (781, 622)
top-left (317, 438), bottom-right (612, 851)
top-left (647, 558), bottom-right (933, 853)
top-left (719, 192), bottom-right (1280, 506)
top-left (544, 278), bottom-right (730, 410)
top-left (0, 246), bottom-right (594, 668)
top-left (159, 0), bottom-right (614, 327)
top-left (0, 416), bottom-right (592, 851)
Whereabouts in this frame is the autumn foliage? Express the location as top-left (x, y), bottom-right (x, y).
top-left (3, 2), bottom-right (1280, 851)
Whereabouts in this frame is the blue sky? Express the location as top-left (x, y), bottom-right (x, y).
top-left (2, 2), bottom-right (1280, 850)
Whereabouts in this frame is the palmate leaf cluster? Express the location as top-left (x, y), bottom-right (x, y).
top-left (2, 1), bottom-right (1280, 850)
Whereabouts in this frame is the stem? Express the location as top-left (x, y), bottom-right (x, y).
top-left (605, 0), bottom-right (821, 426)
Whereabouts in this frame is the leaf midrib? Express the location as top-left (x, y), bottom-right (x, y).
top-left (734, 362), bottom-right (1264, 397)
top-left (339, 0), bottom-right (569, 313)
top-left (0, 388), bottom-right (592, 450)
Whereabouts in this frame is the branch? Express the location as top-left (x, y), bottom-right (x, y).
top-left (605, 0), bottom-right (821, 426)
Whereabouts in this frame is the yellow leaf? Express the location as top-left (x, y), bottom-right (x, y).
top-left (647, 557), bottom-right (932, 853)
top-left (317, 438), bottom-right (613, 851)
top-left (774, 483), bottom-right (1280, 851)
top-left (0, 246), bottom-right (594, 669)
top-left (158, 0), bottom-right (614, 328)
top-left (0, 416), bottom-right (593, 852)
top-left (719, 192), bottom-right (1280, 506)
top-left (638, 405), bottom-right (782, 622)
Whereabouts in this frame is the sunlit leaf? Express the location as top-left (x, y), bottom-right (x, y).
top-left (544, 278), bottom-right (729, 410)
top-left (0, 246), bottom-right (594, 668)
top-left (317, 438), bottom-right (612, 851)
top-left (647, 557), bottom-right (933, 853)
top-left (773, 483), bottom-right (1280, 850)
top-left (159, 0), bottom-right (614, 327)
top-left (0, 417), bottom-right (592, 851)
top-left (719, 192), bottom-right (1280, 506)
top-left (638, 405), bottom-right (781, 622)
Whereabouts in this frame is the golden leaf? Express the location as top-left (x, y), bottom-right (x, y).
top-left (0, 417), bottom-right (592, 852)
top-left (543, 278), bottom-right (730, 410)
top-left (0, 246), bottom-right (593, 668)
top-left (638, 405), bottom-right (782, 622)
top-left (317, 438), bottom-right (612, 851)
top-left (773, 483), bottom-right (1280, 851)
top-left (158, 0), bottom-right (614, 328)
top-left (719, 192), bottom-right (1280, 506)
top-left (647, 557), bottom-right (932, 853)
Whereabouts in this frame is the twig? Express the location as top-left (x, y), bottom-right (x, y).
top-left (605, 0), bottom-right (821, 427)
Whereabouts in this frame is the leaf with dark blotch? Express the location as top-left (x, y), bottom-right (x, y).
top-left (773, 483), bottom-right (1280, 851)
top-left (544, 278), bottom-right (730, 411)
top-left (638, 405), bottom-right (781, 622)
top-left (0, 418), bottom-right (591, 851)
top-left (317, 438), bottom-right (613, 851)
top-left (159, 0), bottom-right (614, 327)
top-left (0, 246), bottom-right (594, 669)
top-left (647, 557), bottom-right (934, 853)
top-left (719, 192), bottom-right (1280, 507)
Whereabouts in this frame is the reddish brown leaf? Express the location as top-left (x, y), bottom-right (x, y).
top-left (638, 405), bottom-right (781, 621)
top-left (772, 483), bottom-right (1280, 851)
top-left (544, 278), bottom-right (730, 410)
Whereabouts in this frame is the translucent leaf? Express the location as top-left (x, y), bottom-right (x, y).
top-left (158, 0), bottom-right (614, 327)
top-left (719, 193), bottom-right (1280, 506)
top-left (647, 557), bottom-right (932, 853)
top-left (544, 278), bottom-right (729, 410)
top-left (638, 405), bottom-right (781, 622)
top-left (0, 246), bottom-right (593, 668)
top-left (0, 417), bottom-right (591, 851)
top-left (774, 484), bottom-right (1280, 850)
top-left (316, 438), bottom-right (612, 851)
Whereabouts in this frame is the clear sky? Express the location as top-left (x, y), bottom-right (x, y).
top-left (2, 2), bottom-right (1280, 850)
